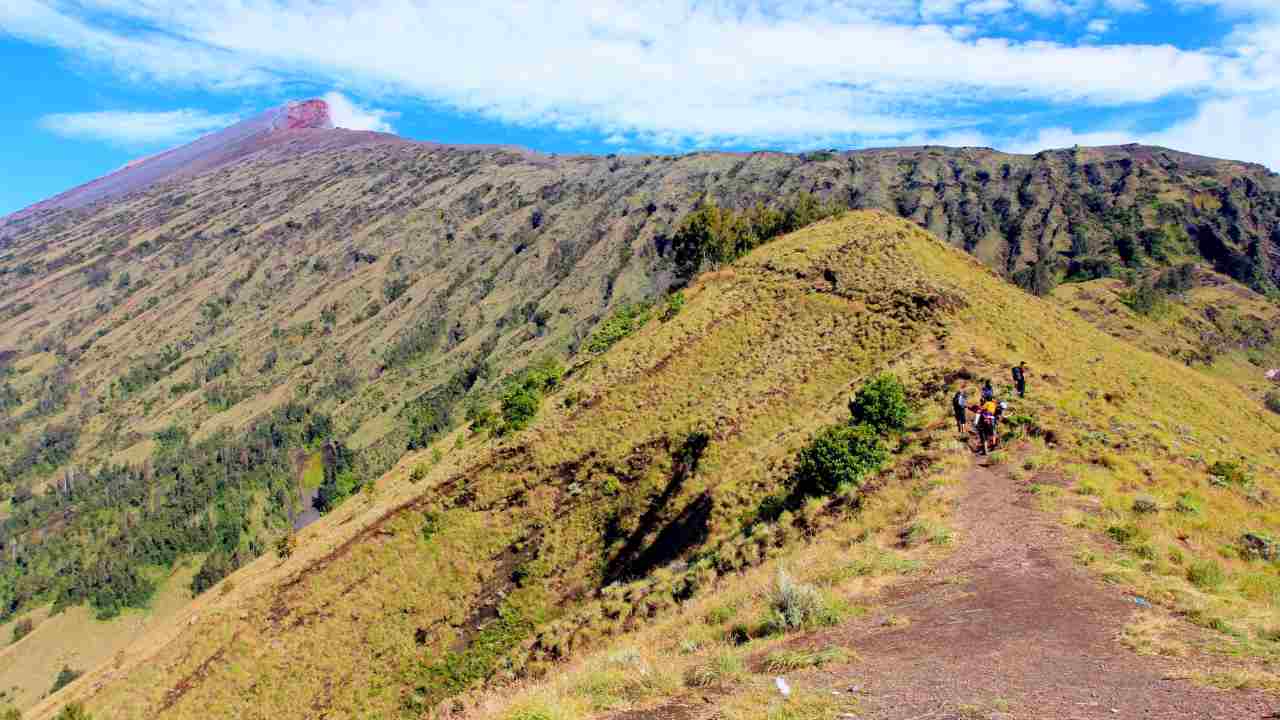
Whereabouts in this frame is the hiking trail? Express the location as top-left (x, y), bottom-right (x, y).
top-left (616, 458), bottom-right (1275, 720)
top-left (797, 459), bottom-right (1273, 719)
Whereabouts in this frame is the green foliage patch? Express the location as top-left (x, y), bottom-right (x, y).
top-left (791, 424), bottom-right (886, 499)
top-left (670, 193), bottom-right (844, 280)
top-left (848, 374), bottom-right (910, 434)
top-left (585, 303), bottom-right (653, 355)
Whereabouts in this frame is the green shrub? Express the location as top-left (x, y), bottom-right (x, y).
top-left (792, 424), bottom-right (886, 498)
top-left (682, 650), bottom-right (744, 688)
top-left (764, 570), bottom-right (842, 633)
top-left (1209, 461), bottom-right (1249, 485)
top-left (763, 647), bottom-right (851, 672)
top-left (1106, 524), bottom-right (1143, 545)
top-left (421, 511), bottom-right (442, 542)
top-left (704, 605), bottom-right (737, 625)
top-left (661, 291), bottom-right (685, 321)
top-left (499, 387), bottom-right (540, 434)
top-left (11, 618), bottom-right (33, 643)
top-left (383, 276), bottom-right (411, 303)
top-left (1265, 391), bottom-right (1280, 415)
top-left (410, 464), bottom-right (429, 482)
top-left (275, 533), bottom-right (296, 559)
top-left (585, 303), bottom-right (652, 354)
top-left (407, 603), bottom-right (533, 711)
top-left (494, 360), bottom-right (564, 435)
top-left (848, 374), bottom-right (910, 434)
top-left (1187, 560), bottom-right (1225, 590)
top-left (50, 666), bottom-right (82, 694)
top-left (1175, 492), bottom-right (1202, 514)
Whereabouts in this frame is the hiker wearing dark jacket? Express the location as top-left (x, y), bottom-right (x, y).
top-left (980, 380), bottom-right (994, 403)
top-left (1012, 362), bottom-right (1028, 398)
top-left (952, 388), bottom-right (968, 433)
top-left (975, 399), bottom-right (998, 455)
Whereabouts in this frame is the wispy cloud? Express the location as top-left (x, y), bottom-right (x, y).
top-left (38, 109), bottom-right (241, 146)
top-left (322, 92), bottom-right (397, 133)
top-left (3, 1), bottom-right (1280, 164)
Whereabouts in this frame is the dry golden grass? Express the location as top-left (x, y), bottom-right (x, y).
top-left (26, 210), bottom-right (1280, 719)
top-left (30, 212), bottom-right (962, 719)
top-left (0, 563), bottom-right (198, 712)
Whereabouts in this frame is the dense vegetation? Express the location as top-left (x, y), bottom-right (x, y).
top-left (670, 193), bottom-right (845, 281)
top-left (0, 404), bottom-right (335, 620)
top-left (791, 374), bottom-right (908, 499)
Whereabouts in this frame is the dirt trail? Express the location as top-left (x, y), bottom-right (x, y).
top-left (812, 460), bottom-right (1274, 719)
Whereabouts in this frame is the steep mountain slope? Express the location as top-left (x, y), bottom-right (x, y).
top-left (8, 99), bottom-right (343, 219)
top-left (3, 112), bottom-right (1280, 713)
top-left (27, 211), bottom-right (1280, 720)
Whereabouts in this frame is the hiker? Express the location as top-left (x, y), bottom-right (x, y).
top-left (980, 379), bottom-right (994, 403)
top-left (952, 387), bottom-right (968, 433)
top-left (1012, 361), bottom-right (1028, 398)
top-left (976, 399), bottom-right (998, 455)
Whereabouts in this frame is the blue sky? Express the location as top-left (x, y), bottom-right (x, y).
top-left (2, 0), bottom-right (1279, 216)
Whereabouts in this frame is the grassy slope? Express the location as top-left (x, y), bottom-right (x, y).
top-left (0, 563), bottom-right (198, 711)
top-left (467, 212), bottom-right (1280, 719)
top-left (28, 211), bottom-right (1280, 719)
top-left (28, 211), bottom-right (958, 719)
top-left (1053, 275), bottom-right (1280, 401)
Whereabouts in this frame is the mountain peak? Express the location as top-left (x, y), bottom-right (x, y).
top-left (5, 98), bottom-right (383, 220)
top-left (273, 98), bottom-right (334, 131)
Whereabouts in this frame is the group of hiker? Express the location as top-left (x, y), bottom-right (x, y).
top-left (952, 362), bottom-right (1028, 455)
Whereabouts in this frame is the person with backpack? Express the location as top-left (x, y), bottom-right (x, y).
top-left (1012, 362), bottom-right (1028, 398)
top-left (976, 399), bottom-right (998, 455)
top-left (981, 379), bottom-right (994, 403)
top-left (952, 387), bottom-right (968, 433)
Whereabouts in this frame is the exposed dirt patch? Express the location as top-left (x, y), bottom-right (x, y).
top-left (159, 633), bottom-right (238, 713)
top-left (793, 460), bottom-right (1273, 719)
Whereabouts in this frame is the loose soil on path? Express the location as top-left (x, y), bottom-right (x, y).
top-left (802, 459), bottom-right (1274, 719)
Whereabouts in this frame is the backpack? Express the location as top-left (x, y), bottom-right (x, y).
top-left (1012, 366), bottom-right (1024, 383)
top-left (981, 385), bottom-right (994, 402)
top-left (953, 391), bottom-right (966, 410)
top-left (979, 411), bottom-right (996, 431)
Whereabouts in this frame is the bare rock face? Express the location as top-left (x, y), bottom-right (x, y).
top-left (273, 99), bottom-right (334, 130)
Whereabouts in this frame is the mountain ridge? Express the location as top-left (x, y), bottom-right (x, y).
top-left (2, 119), bottom-right (1280, 716)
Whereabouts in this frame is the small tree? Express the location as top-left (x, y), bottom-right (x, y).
top-left (50, 666), bottom-right (82, 694)
top-left (849, 374), bottom-right (910, 434)
top-left (499, 386), bottom-right (540, 434)
top-left (792, 424), bottom-right (887, 498)
top-left (275, 532), bottom-right (296, 559)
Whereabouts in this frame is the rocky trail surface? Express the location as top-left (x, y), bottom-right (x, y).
top-left (807, 459), bottom-right (1275, 719)
top-left (622, 457), bottom-right (1277, 720)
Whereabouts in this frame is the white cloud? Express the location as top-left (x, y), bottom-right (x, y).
top-left (1177, 0), bottom-right (1280, 15)
top-left (966, 0), bottom-right (1015, 16)
top-left (2, 0), bottom-right (1278, 165)
top-left (0, 0), bottom-right (1252, 150)
top-left (999, 95), bottom-right (1280, 168)
top-left (1086, 18), bottom-right (1112, 33)
top-left (37, 109), bottom-right (241, 145)
top-left (322, 91), bottom-right (397, 133)
top-left (1104, 0), bottom-right (1147, 11)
